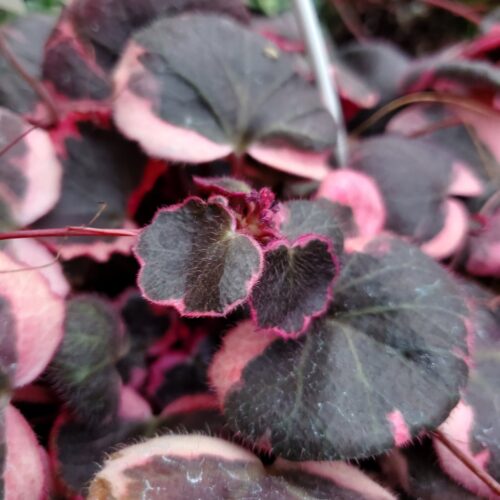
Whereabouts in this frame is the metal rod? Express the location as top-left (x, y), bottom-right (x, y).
top-left (293, 0), bottom-right (348, 166)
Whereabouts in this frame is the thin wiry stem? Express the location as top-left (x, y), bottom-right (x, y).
top-left (434, 430), bottom-right (500, 496)
top-left (293, 0), bottom-right (348, 166)
top-left (0, 227), bottom-right (139, 241)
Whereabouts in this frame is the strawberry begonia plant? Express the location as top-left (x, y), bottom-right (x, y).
top-left (0, 0), bottom-right (500, 498)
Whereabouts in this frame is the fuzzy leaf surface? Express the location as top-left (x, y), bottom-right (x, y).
top-left (279, 198), bottom-right (351, 255)
top-left (250, 236), bottom-right (337, 337)
top-left (135, 197), bottom-right (263, 316)
top-left (113, 14), bottom-right (335, 176)
top-left (214, 238), bottom-right (469, 460)
top-left (49, 296), bottom-right (124, 425)
top-left (88, 434), bottom-right (394, 499)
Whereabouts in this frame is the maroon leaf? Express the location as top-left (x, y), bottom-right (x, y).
top-left (135, 197), bottom-right (263, 316)
top-left (0, 250), bottom-right (64, 388)
top-left (0, 108), bottom-right (62, 226)
top-left (113, 14), bottom-right (336, 179)
top-left (34, 114), bottom-right (147, 261)
top-left (210, 238), bottom-right (469, 460)
top-left (48, 296), bottom-right (125, 425)
top-left (0, 14), bottom-right (56, 119)
top-left (350, 135), bottom-right (458, 243)
top-left (249, 236), bottom-right (338, 337)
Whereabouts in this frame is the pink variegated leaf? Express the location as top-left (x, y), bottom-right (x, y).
top-left (135, 197), bottom-right (263, 316)
top-left (210, 238), bottom-right (469, 460)
top-left (113, 15), bottom-right (336, 179)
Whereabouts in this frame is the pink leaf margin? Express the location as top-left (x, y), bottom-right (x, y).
top-left (134, 196), bottom-right (264, 318)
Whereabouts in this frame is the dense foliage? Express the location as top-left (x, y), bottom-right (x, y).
top-left (0, 0), bottom-right (499, 498)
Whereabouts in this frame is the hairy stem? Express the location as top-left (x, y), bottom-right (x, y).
top-left (434, 430), bottom-right (500, 495)
top-left (293, 0), bottom-right (348, 166)
top-left (0, 227), bottom-right (139, 241)
top-left (0, 31), bottom-right (59, 126)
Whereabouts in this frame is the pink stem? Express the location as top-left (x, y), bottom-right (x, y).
top-left (0, 227), bottom-right (140, 241)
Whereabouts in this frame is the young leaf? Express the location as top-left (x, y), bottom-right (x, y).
top-left (0, 14), bottom-right (55, 119)
top-left (0, 250), bottom-right (64, 388)
top-left (113, 14), bottom-right (336, 179)
top-left (0, 107), bottom-right (62, 226)
top-left (34, 114), bottom-right (147, 261)
top-left (48, 296), bottom-right (125, 425)
top-left (249, 236), bottom-right (338, 337)
top-left (278, 198), bottom-right (351, 255)
top-left (210, 238), bottom-right (469, 460)
top-left (135, 197), bottom-right (263, 316)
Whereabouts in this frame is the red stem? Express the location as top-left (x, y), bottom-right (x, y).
top-left (421, 0), bottom-right (482, 26)
top-left (0, 227), bottom-right (139, 241)
top-left (434, 430), bottom-right (500, 495)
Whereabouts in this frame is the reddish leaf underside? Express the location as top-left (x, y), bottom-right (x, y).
top-left (135, 197), bottom-right (263, 316)
top-left (210, 238), bottom-right (469, 460)
top-left (113, 14), bottom-right (335, 179)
